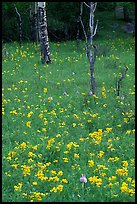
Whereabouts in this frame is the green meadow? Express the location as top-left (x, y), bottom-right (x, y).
top-left (2, 23), bottom-right (135, 201)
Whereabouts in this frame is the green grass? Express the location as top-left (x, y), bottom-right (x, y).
top-left (2, 15), bottom-right (135, 202)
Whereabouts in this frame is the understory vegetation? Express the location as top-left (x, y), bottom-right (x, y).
top-left (2, 11), bottom-right (135, 202)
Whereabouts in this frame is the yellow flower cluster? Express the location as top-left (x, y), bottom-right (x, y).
top-left (14, 182), bottom-right (23, 191)
top-left (116, 167), bottom-right (128, 177)
top-left (50, 184), bottom-right (64, 193)
top-left (102, 86), bottom-right (106, 98)
top-left (121, 182), bottom-right (135, 196)
top-left (88, 176), bottom-right (102, 187)
top-left (88, 160), bottom-right (94, 168)
top-left (89, 129), bottom-right (102, 144)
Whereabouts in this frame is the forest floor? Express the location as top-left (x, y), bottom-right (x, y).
top-left (2, 12), bottom-right (135, 202)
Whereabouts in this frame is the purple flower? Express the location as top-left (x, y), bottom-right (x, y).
top-left (80, 174), bottom-right (87, 183)
top-left (76, 90), bottom-right (80, 94)
top-left (63, 91), bottom-right (67, 95)
top-left (89, 90), bottom-right (93, 95)
top-left (43, 99), bottom-right (47, 103)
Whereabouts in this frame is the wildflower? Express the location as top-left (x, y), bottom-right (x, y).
top-left (11, 164), bottom-right (19, 169)
top-left (20, 142), bottom-right (27, 149)
top-left (72, 123), bottom-right (76, 127)
top-left (76, 90), bottom-right (80, 94)
top-left (32, 182), bottom-right (37, 185)
top-left (127, 177), bottom-right (132, 182)
top-left (51, 170), bottom-right (57, 175)
top-left (98, 151), bottom-right (104, 158)
top-left (26, 121), bottom-right (31, 128)
top-left (108, 183), bottom-right (113, 188)
top-left (57, 184), bottom-right (64, 192)
top-left (63, 91), bottom-right (67, 95)
top-left (122, 161), bottom-right (128, 167)
top-left (89, 90), bottom-right (93, 95)
top-left (121, 182), bottom-right (128, 193)
top-left (47, 96), bottom-right (53, 101)
top-left (88, 160), bottom-right (94, 168)
top-left (126, 130), bottom-right (131, 134)
top-left (124, 118), bottom-right (129, 123)
top-left (63, 158), bottom-right (69, 162)
top-left (74, 153), bottom-right (79, 158)
top-left (80, 174), bottom-right (87, 183)
top-left (61, 178), bottom-right (68, 183)
top-left (43, 88), bottom-right (48, 93)
top-left (57, 171), bottom-right (63, 176)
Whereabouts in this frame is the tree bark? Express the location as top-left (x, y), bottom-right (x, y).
top-left (14, 4), bottom-right (22, 47)
top-left (35, 2), bottom-right (39, 45)
top-left (79, 2), bottom-right (98, 94)
top-left (38, 2), bottom-right (51, 64)
top-left (89, 2), bottom-right (97, 94)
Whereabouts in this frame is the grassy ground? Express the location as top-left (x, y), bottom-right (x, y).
top-left (2, 12), bottom-right (135, 202)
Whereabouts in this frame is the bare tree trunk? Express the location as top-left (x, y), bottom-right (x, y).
top-left (38, 2), bottom-right (51, 64)
top-left (14, 4), bottom-right (23, 47)
top-left (35, 2), bottom-right (39, 46)
top-left (89, 2), bottom-right (96, 94)
top-left (80, 2), bottom-right (98, 94)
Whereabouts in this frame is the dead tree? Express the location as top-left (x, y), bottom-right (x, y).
top-left (80, 2), bottom-right (98, 94)
top-left (37, 2), bottom-right (51, 64)
top-left (14, 4), bottom-right (23, 47)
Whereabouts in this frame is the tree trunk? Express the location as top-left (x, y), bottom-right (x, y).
top-left (35, 2), bottom-right (39, 46)
top-left (14, 4), bottom-right (23, 47)
top-left (89, 2), bottom-right (96, 94)
top-left (79, 2), bottom-right (98, 94)
top-left (38, 2), bottom-right (51, 64)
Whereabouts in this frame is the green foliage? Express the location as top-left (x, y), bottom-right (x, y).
top-left (97, 2), bottom-right (115, 11)
top-left (3, 2), bottom-right (134, 42)
top-left (2, 14), bottom-right (135, 202)
top-left (2, 2), bottom-right (31, 42)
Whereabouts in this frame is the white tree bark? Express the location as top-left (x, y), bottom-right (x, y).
top-left (14, 4), bottom-right (23, 47)
top-left (38, 2), bottom-right (51, 64)
top-left (89, 2), bottom-right (96, 94)
top-left (80, 2), bottom-right (98, 94)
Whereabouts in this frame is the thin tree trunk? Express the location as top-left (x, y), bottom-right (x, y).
top-left (14, 4), bottom-right (22, 47)
top-left (35, 2), bottom-right (39, 46)
top-left (38, 2), bottom-right (51, 64)
top-left (79, 2), bottom-right (98, 94)
top-left (89, 2), bottom-right (97, 94)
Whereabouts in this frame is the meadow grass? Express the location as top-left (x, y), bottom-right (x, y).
top-left (2, 28), bottom-right (135, 202)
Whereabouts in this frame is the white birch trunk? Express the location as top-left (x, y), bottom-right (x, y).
top-left (38, 2), bottom-right (51, 64)
top-left (89, 2), bottom-right (96, 94)
top-left (79, 2), bottom-right (98, 94)
top-left (14, 4), bottom-right (23, 47)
